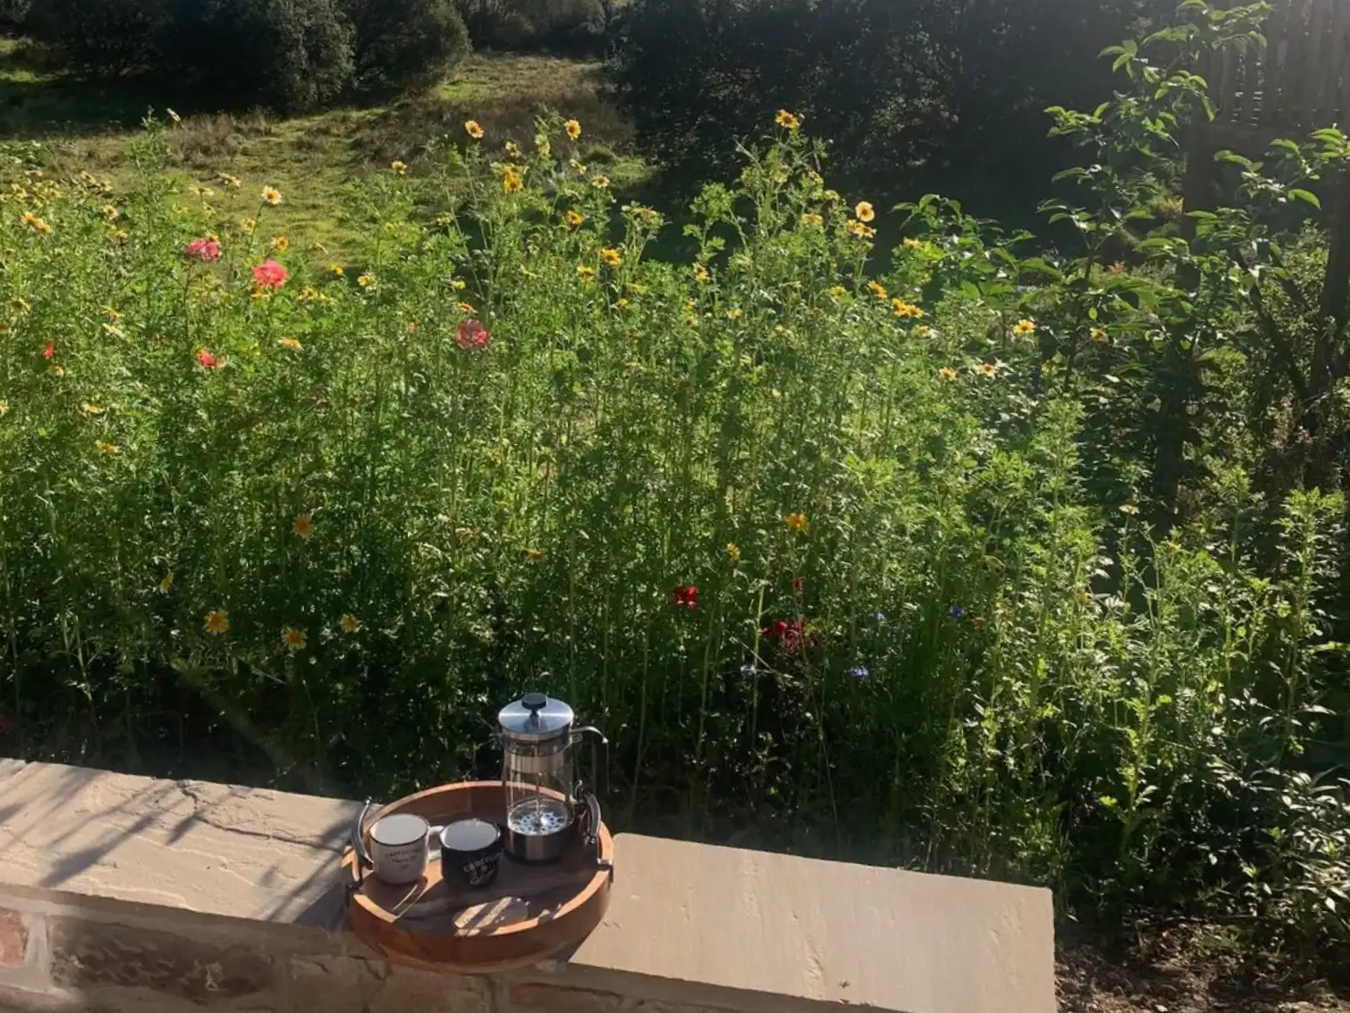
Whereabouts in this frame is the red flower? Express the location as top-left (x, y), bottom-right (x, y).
top-left (457, 319), bottom-right (490, 350)
top-left (252, 259), bottom-right (288, 290)
top-left (184, 238), bottom-right (221, 262)
top-left (195, 348), bottom-right (219, 369)
top-left (791, 576), bottom-right (804, 592)
top-left (762, 618), bottom-right (811, 655)
top-left (42, 340), bottom-right (55, 361)
top-left (672, 585), bottom-right (698, 610)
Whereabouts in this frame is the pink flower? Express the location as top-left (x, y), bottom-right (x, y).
top-left (252, 259), bottom-right (288, 290)
top-left (195, 349), bottom-right (219, 369)
top-left (457, 319), bottom-right (490, 350)
top-left (183, 238), bottom-right (221, 262)
top-left (43, 340), bottom-right (55, 361)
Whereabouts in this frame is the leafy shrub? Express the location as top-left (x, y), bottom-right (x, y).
top-left (25, 0), bottom-right (169, 78)
top-left (161, 0), bottom-right (355, 112)
top-left (457, 0), bottom-right (609, 53)
top-left (340, 0), bottom-right (471, 95)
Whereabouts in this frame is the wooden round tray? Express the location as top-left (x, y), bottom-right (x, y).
top-left (342, 781), bottom-right (613, 973)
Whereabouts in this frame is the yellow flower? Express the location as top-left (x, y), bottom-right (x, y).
top-left (1013, 319), bottom-right (1037, 337)
top-left (390, 160), bottom-right (407, 175)
top-left (903, 238), bottom-right (922, 250)
top-left (892, 298), bottom-right (923, 318)
top-left (272, 236), bottom-right (289, 253)
top-left (101, 204), bottom-right (119, 221)
top-left (1119, 503), bottom-right (1140, 516)
top-left (190, 184), bottom-right (214, 198)
top-left (97, 441), bottom-right (119, 454)
top-left (728, 307), bottom-right (743, 320)
top-left (102, 323), bottom-right (124, 338)
top-left (977, 362), bottom-right (998, 378)
top-left (11, 297), bottom-right (29, 314)
top-left (577, 264), bottom-right (597, 281)
top-left (775, 109), bottom-right (801, 131)
top-left (293, 512), bottom-right (315, 539)
top-left (158, 571), bottom-right (175, 593)
top-left (827, 285), bottom-right (848, 301)
top-left (726, 542), bottom-right (741, 564)
top-left (282, 627), bottom-right (307, 651)
top-left (565, 119), bottom-right (582, 140)
top-left (590, 175), bottom-right (610, 189)
top-left (801, 213), bottom-right (823, 226)
top-left (465, 120), bottom-right (484, 139)
top-left (22, 212), bottom-right (50, 233)
top-left (357, 274), bottom-right (375, 289)
top-left (103, 306), bottom-right (120, 321)
top-left (846, 220), bottom-right (875, 240)
top-left (241, 218), bottom-right (256, 234)
top-left (0, 400), bottom-right (7, 415)
top-left (220, 174), bottom-right (241, 188)
top-left (535, 134), bottom-right (551, 156)
top-left (867, 280), bottom-right (887, 300)
top-left (505, 141), bottom-right (522, 159)
top-left (457, 301), bottom-right (476, 314)
top-left (340, 613), bottom-right (361, 634)
top-left (693, 264), bottom-right (710, 284)
top-left (502, 168), bottom-right (524, 194)
top-left (261, 186), bottom-right (282, 206)
top-left (329, 263), bottom-right (345, 277)
top-left (204, 609), bottom-right (229, 635)
top-left (915, 324), bottom-right (933, 337)
top-left (600, 247), bottom-right (623, 267)
top-left (565, 209), bottom-right (585, 228)
top-left (855, 201), bottom-right (875, 223)
top-left (784, 513), bottom-right (808, 532)
top-left (1090, 327), bottom-right (1108, 342)
top-left (526, 548), bottom-right (546, 562)
top-left (938, 367), bottom-right (959, 382)
top-left (81, 402), bottom-right (104, 415)
top-left (279, 337), bottom-right (303, 351)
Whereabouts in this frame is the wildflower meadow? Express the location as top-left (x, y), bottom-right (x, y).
top-left (2, 1), bottom-right (1349, 955)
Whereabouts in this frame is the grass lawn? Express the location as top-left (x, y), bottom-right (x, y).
top-left (0, 38), bottom-right (647, 258)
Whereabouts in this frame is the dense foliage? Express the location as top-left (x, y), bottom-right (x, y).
top-left (2, 0), bottom-right (1350, 957)
top-left (22, 0), bottom-right (471, 110)
top-left (611, 0), bottom-right (1176, 219)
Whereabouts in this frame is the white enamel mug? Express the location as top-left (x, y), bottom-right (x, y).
top-left (368, 813), bottom-right (431, 884)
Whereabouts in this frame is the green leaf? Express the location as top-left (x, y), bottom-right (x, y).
top-left (1289, 188), bottom-right (1321, 210)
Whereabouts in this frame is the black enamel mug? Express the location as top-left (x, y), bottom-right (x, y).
top-left (440, 818), bottom-right (503, 888)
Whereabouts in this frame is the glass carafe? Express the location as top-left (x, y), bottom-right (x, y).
top-left (497, 693), bottom-right (607, 863)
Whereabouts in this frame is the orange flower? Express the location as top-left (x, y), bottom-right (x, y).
top-left (282, 627), bottom-right (306, 651)
top-left (279, 337), bottom-right (303, 351)
top-left (938, 367), bottom-right (959, 382)
top-left (204, 610), bottom-right (229, 635)
top-left (784, 513), bottom-right (808, 532)
top-left (465, 120), bottom-right (484, 139)
top-left (565, 119), bottom-right (581, 140)
top-left (293, 513), bottom-right (315, 539)
top-left (867, 280), bottom-right (888, 300)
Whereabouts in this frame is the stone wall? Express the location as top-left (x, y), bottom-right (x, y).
top-left (0, 760), bottom-right (1055, 1013)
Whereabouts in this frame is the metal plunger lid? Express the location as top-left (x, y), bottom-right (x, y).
top-left (497, 693), bottom-right (575, 743)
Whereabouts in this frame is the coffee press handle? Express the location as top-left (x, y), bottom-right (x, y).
top-left (575, 726), bottom-right (608, 798)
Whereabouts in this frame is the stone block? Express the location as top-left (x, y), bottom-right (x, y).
top-left (49, 918), bottom-right (273, 1004)
top-left (0, 910), bottom-right (28, 967)
top-left (506, 984), bottom-right (739, 1013)
top-left (284, 954), bottom-right (490, 1013)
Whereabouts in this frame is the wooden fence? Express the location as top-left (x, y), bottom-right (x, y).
top-left (1200, 0), bottom-right (1350, 147)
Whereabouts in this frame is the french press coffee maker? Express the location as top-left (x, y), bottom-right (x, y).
top-left (497, 693), bottom-right (608, 864)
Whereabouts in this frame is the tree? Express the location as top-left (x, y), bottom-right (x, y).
top-left (341, 0), bottom-right (470, 95)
